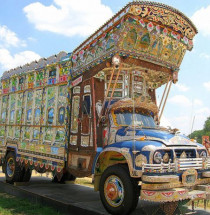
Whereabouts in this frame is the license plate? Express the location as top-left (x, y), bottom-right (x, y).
top-left (186, 175), bottom-right (196, 184)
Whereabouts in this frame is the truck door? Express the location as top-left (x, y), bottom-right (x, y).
top-left (80, 79), bottom-right (93, 148)
top-left (68, 77), bottom-right (103, 177)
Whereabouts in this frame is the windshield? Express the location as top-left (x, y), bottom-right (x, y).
top-left (114, 110), bottom-right (156, 128)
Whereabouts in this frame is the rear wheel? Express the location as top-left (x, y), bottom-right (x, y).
top-left (99, 165), bottom-right (140, 215)
top-left (5, 152), bottom-right (22, 184)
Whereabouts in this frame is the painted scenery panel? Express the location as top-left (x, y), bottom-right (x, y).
top-left (16, 93), bottom-right (23, 124)
top-left (25, 91), bottom-right (34, 125)
top-left (57, 85), bottom-right (67, 125)
top-left (34, 89), bottom-right (42, 125)
top-left (46, 87), bottom-right (57, 126)
top-left (9, 94), bottom-right (16, 124)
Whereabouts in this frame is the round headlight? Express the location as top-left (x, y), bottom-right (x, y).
top-left (163, 153), bottom-right (170, 163)
top-left (154, 151), bottom-right (162, 164)
top-left (200, 150), bottom-right (207, 158)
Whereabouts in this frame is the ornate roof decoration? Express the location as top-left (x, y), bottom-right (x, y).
top-left (111, 97), bottom-right (158, 114)
top-left (0, 1), bottom-right (197, 84)
top-left (73, 1), bottom-right (197, 54)
top-left (1, 51), bottom-right (68, 80)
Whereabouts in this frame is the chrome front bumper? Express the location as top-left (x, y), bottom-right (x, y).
top-left (140, 157), bottom-right (210, 202)
top-left (142, 157), bottom-right (210, 173)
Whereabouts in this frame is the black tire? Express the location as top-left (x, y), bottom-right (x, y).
top-left (21, 167), bottom-right (32, 182)
top-left (5, 152), bottom-right (22, 184)
top-left (99, 164), bottom-right (140, 215)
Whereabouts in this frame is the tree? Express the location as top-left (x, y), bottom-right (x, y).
top-left (189, 116), bottom-right (210, 144)
top-left (189, 129), bottom-right (204, 144)
top-left (204, 117), bottom-right (210, 133)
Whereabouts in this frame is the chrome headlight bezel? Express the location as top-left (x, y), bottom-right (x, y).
top-left (199, 150), bottom-right (207, 158)
top-left (153, 151), bottom-right (162, 164)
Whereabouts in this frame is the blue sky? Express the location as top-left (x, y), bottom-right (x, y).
top-left (0, 0), bottom-right (210, 135)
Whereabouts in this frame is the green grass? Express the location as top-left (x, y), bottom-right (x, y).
top-left (0, 192), bottom-right (61, 215)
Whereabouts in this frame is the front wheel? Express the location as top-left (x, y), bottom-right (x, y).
top-left (99, 165), bottom-right (140, 215)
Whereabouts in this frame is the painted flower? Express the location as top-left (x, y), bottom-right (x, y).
top-left (183, 36), bottom-right (188, 44)
top-left (72, 54), bottom-right (77, 62)
top-left (172, 41), bottom-right (179, 50)
top-left (101, 33), bottom-right (107, 40)
top-left (136, 9), bottom-right (141, 14)
top-left (171, 31), bottom-right (177, 39)
top-left (188, 40), bottom-right (193, 46)
top-left (113, 34), bottom-right (119, 41)
top-left (147, 22), bottom-right (154, 32)
top-left (163, 28), bottom-right (168, 36)
top-left (163, 37), bottom-right (170, 46)
top-left (156, 25), bottom-right (160, 34)
top-left (176, 34), bottom-right (181, 41)
top-left (79, 50), bottom-right (84, 57)
top-left (139, 19), bottom-right (145, 27)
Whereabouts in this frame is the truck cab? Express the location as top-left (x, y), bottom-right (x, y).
top-left (94, 95), bottom-right (210, 215)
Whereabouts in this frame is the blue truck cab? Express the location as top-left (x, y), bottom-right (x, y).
top-left (94, 97), bottom-right (210, 214)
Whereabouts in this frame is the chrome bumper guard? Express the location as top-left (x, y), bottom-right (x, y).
top-left (142, 157), bottom-right (210, 173)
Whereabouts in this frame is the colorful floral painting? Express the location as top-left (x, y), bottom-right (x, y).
top-left (55, 129), bottom-right (65, 142)
top-left (44, 127), bottom-right (53, 141)
top-left (0, 127), bottom-right (5, 137)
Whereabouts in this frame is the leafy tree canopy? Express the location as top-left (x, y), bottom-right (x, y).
top-left (189, 116), bottom-right (210, 144)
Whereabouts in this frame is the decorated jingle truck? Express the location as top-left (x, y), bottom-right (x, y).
top-left (0, 1), bottom-right (210, 215)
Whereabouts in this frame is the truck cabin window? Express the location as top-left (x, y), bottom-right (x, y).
top-left (114, 109), bottom-right (156, 128)
top-left (82, 95), bottom-right (91, 116)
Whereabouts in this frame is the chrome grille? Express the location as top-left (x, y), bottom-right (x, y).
top-left (175, 149), bottom-right (196, 158)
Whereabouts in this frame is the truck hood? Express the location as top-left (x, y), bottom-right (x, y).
top-left (116, 127), bottom-right (198, 147)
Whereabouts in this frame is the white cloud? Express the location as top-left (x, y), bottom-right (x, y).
top-left (0, 49), bottom-right (40, 72)
top-left (194, 99), bottom-right (203, 106)
top-left (23, 0), bottom-right (113, 37)
top-left (169, 95), bottom-right (191, 107)
top-left (27, 37), bottom-right (37, 42)
top-left (162, 106), bottom-right (210, 136)
top-left (168, 115), bottom-right (190, 135)
top-left (193, 107), bottom-right (210, 132)
top-left (174, 83), bottom-right (189, 92)
top-left (204, 82), bottom-right (210, 91)
top-left (200, 53), bottom-right (210, 60)
top-left (159, 115), bottom-right (172, 128)
top-left (191, 5), bottom-right (210, 37)
top-left (0, 25), bottom-right (26, 48)
top-left (169, 95), bottom-right (202, 107)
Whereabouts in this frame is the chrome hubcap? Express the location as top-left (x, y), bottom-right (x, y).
top-left (7, 157), bottom-right (15, 177)
top-left (104, 175), bottom-right (124, 207)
